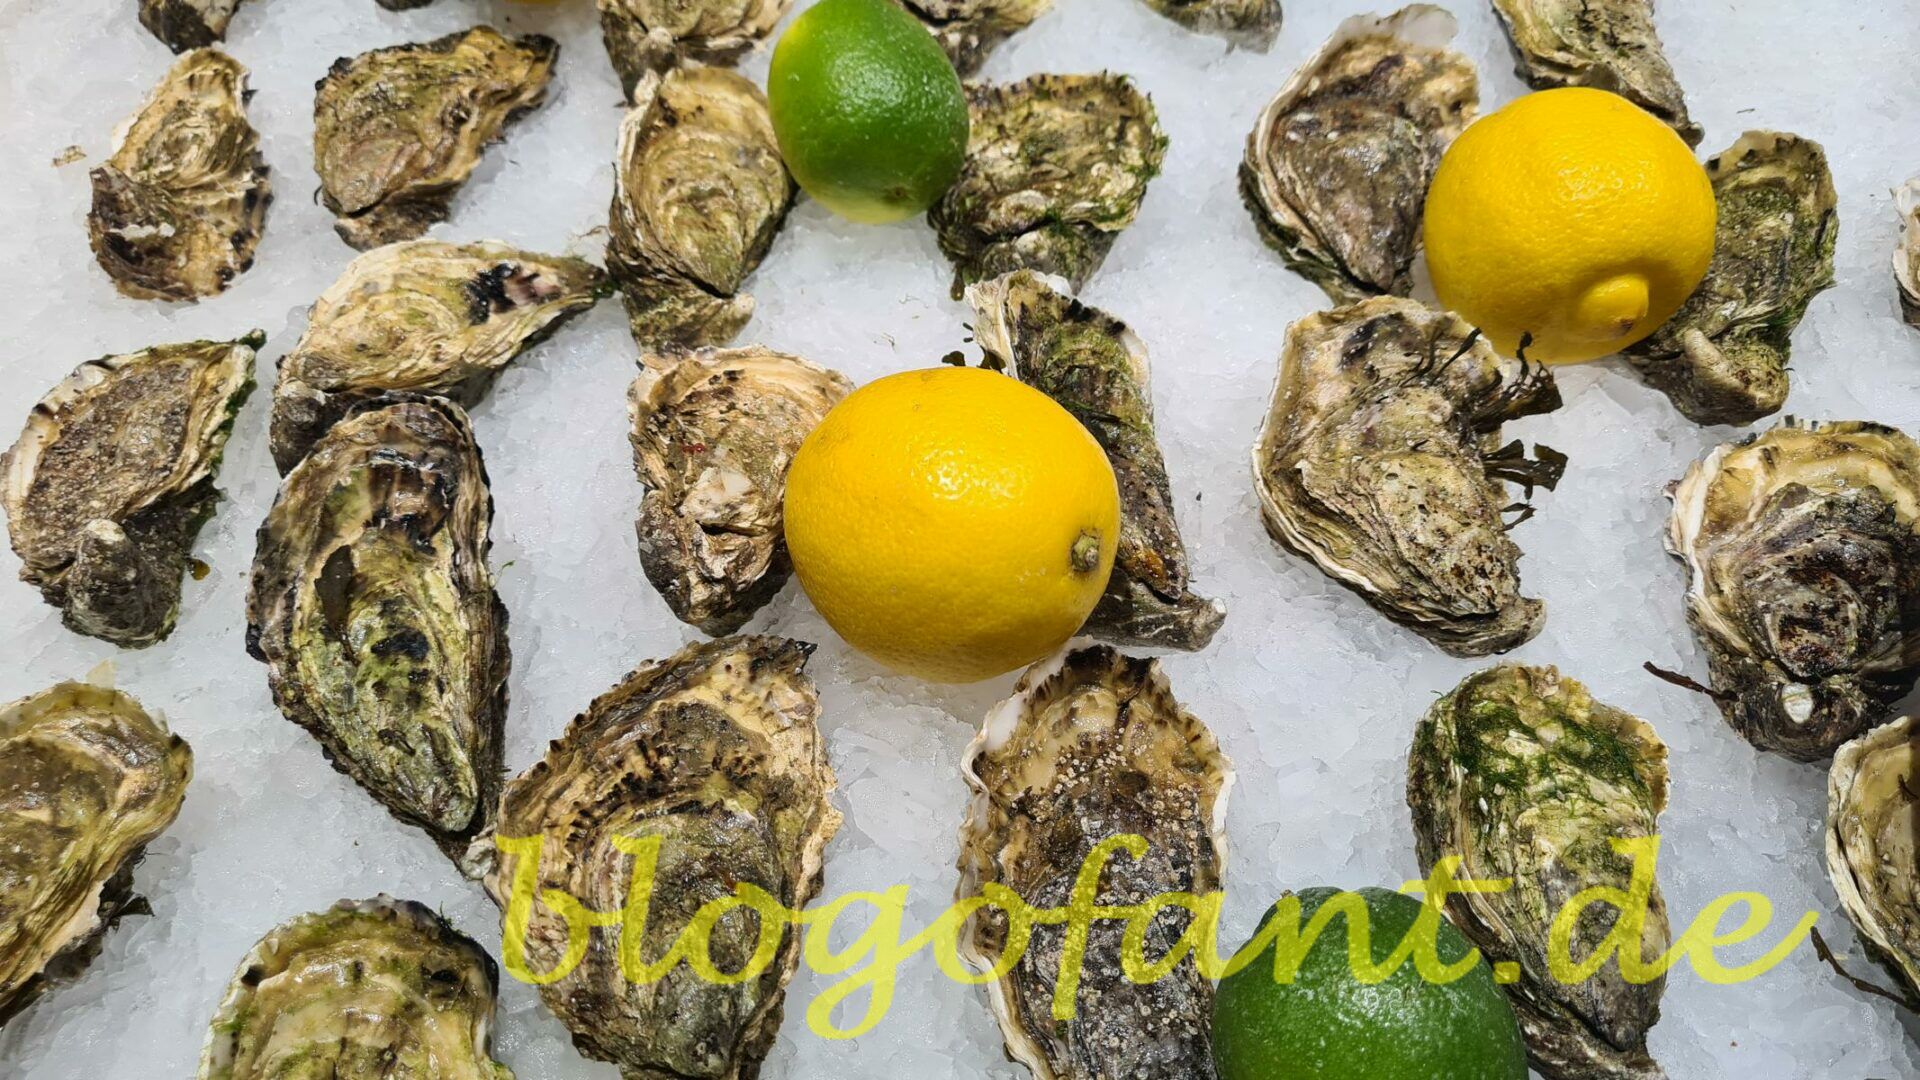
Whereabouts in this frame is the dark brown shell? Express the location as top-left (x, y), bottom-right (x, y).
top-left (1492, 0), bottom-right (1702, 147)
top-left (901, 0), bottom-right (1055, 76)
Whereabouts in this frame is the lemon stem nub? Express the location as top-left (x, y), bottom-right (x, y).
top-left (1070, 531), bottom-right (1103, 574)
top-left (1574, 274), bottom-right (1652, 343)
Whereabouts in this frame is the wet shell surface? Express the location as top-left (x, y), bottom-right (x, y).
top-left (958, 645), bottom-right (1232, 1079)
top-left (139, 0), bottom-right (246, 52)
top-left (902, 0), bottom-right (1055, 76)
top-left (1239, 5), bottom-right (1478, 303)
top-left (1490, 0), bottom-right (1702, 146)
top-left (1666, 420), bottom-right (1920, 761)
top-left (598, 0), bottom-right (791, 99)
top-left (87, 48), bottom-right (270, 302)
top-left (1252, 297), bottom-right (1565, 657)
top-left (1409, 664), bottom-right (1672, 1080)
top-left (1, 333), bottom-right (259, 647)
top-left (0, 681), bottom-right (192, 1027)
top-left (1826, 716), bottom-right (1920, 1007)
top-left (266, 239), bottom-right (607, 473)
top-left (246, 398), bottom-right (509, 868)
top-left (1139, 0), bottom-right (1281, 50)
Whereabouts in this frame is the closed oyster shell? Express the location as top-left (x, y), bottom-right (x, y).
top-left (2, 333), bottom-right (259, 647)
top-left (966, 270), bottom-right (1224, 650)
top-left (314, 27), bottom-right (558, 250)
top-left (1409, 664), bottom-right (1672, 1080)
top-left (609, 68), bottom-right (795, 352)
top-left (1624, 132), bottom-right (1837, 426)
top-left (246, 398), bottom-right (508, 867)
top-left (1666, 420), bottom-right (1920, 762)
top-left (959, 645), bottom-right (1232, 1079)
top-left (0, 682), bottom-right (192, 1026)
top-left (599, 0), bottom-right (791, 100)
top-left (268, 239), bottom-right (607, 473)
top-left (1140, 0), bottom-right (1280, 51)
top-left (88, 48), bottom-right (270, 302)
top-left (1894, 178), bottom-right (1920, 329)
top-left (1240, 5), bottom-right (1477, 304)
top-left (628, 347), bottom-right (852, 635)
top-left (198, 896), bottom-right (512, 1079)
top-left (481, 636), bottom-right (840, 1080)
top-left (930, 73), bottom-right (1167, 300)
top-left (1491, 0), bottom-right (1701, 146)
top-left (140, 0), bottom-right (247, 51)
top-left (1253, 298), bottom-right (1564, 657)
top-left (903, 0), bottom-right (1055, 76)
top-left (1826, 716), bottom-right (1920, 1007)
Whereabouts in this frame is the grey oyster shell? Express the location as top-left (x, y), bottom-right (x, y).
top-left (1139, 0), bottom-right (1280, 51)
top-left (246, 398), bottom-right (508, 867)
top-left (314, 27), bottom-right (558, 250)
top-left (140, 0), bottom-right (246, 52)
top-left (88, 48), bottom-right (270, 303)
top-left (197, 896), bottom-right (512, 1079)
top-left (966, 270), bottom-right (1225, 650)
top-left (0, 681), bottom-right (192, 1026)
top-left (268, 239), bottom-right (607, 474)
top-left (1252, 298), bottom-right (1565, 657)
top-left (1895, 178), bottom-right (1920, 329)
top-left (930, 73), bottom-right (1167, 300)
top-left (959, 645), bottom-right (1232, 1080)
top-left (902, 0), bottom-right (1054, 76)
top-left (1240, 5), bottom-right (1477, 304)
top-left (628, 347), bottom-right (852, 635)
top-left (1409, 664), bottom-right (1672, 1080)
top-left (598, 0), bottom-right (791, 100)
top-left (1491, 0), bottom-right (1701, 147)
top-left (1624, 131), bottom-right (1837, 427)
top-left (609, 68), bottom-right (795, 352)
top-left (1665, 420), bottom-right (1920, 762)
top-left (1826, 716), bottom-right (1920, 1007)
top-left (481, 636), bottom-right (840, 1080)
top-left (2, 333), bottom-right (259, 647)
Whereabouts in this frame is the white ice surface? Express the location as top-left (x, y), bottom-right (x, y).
top-left (2, 0), bottom-right (1919, 1076)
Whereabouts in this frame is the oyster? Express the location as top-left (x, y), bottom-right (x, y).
top-left (88, 48), bottom-right (271, 302)
top-left (1895, 178), bottom-right (1920, 329)
top-left (1666, 420), bottom-right (1920, 762)
top-left (481, 636), bottom-right (839, 1080)
top-left (1624, 132), bottom-right (1837, 426)
top-left (1253, 298), bottom-right (1564, 657)
top-left (966, 270), bottom-right (1225, 650)
top-left (609, 68), bottom-right (795, 352)
top-left (139, 0), bottom-right (247, 52)
top-left (930, 74), bottom-right (1167, 299)
top-left (1139, 0), bottom-right (1281, 51)
top-left (2, 334), bottom-right (259, 647)
top-left (628, 347), bottom-right (852, 635)
top-left (1826, 716), bottom-right (1920, 1007)
top-left (197, 896), bottom-right (512, 1079)
top-left (268, 239), bottom-right (607, 473)
top-left (1490, 0), bottom-right (1702, 146)
top-left (1239, 6), bottom-right (1478, 304)
top-left (1409, 664), bottom-right (1672, 1080)
top-left (598, 0), bottom-right (791, 100)
top-left (314, 27), bottom-right (558, 250)
top-left (0, 682), bottom-right (192, 1025)
top-left (959, 645), bottom-right (1232, 1079)
top-left (247, 398), bottom-right (508, 866)
top-left (902, 0), bottom-right (1054, 76)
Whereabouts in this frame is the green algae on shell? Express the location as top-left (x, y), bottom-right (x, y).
top-left (1491, 0), bottom-right (1702, 147)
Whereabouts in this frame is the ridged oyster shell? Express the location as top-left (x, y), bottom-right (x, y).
top-left (959, 645), bottom-right (1232, 1079)
top-left (2, 333), bottom-right (259, 647)
top-left (267, 239), bottom-right (607, 473)
top-left (902, 0), bottom-right (1054, 76)
top-left (139, 0), bottom-right (247, 52)
top-left (1491, 0), bottom-right (1701, 146)
top-left (1826, 716), bottom-right (1920, 1007)
top-left (599, 0), bottom-right (791, 100)
top-left (1240, 5), bottom-right (1477, 303)
top-left (966, 270), bottom-right (1225, 650)
top-left (481, 636), bottom-right (839, 1080)
top-left (247, 398), bottom-right (509, 867)
top-left (1666, 420), bottom-right (1920, 761)
top-left (1894, 178), bottom-right (1920, 329)
top-left (1140, 0), bottom-right (1280, 50)
top-left (314, 27), bottom-right (558, 250)
top-left (1624, 132), bottom-right (1837, 426)
top-left (197, 896), bottom-right (512, 1079)
top-left (930, 73), bottom-right (1167, 300)
top-left (88, 48), bottom-right (270, 302)
top-left (609, 67), bottom-right (795, 352)
top-left (628, 347), bottom-right (852, 635)
top-left (1252, 298), bottom-right (1565, 657)
top-left (0, 682), bottom-right (192, 1026)
top-left (1409, 664), bottom-right (1672, 1080)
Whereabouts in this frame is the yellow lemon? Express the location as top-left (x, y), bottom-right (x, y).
top-left (1423, 87), bottom-right (1717, 364)
top-left (785, 367), bottom-right (1120, 683)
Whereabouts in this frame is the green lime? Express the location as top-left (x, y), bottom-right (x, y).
top-left (1212, 887), bottom-right (1529, 1080)
top-left (767, 0), bottom-right (970, 224)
